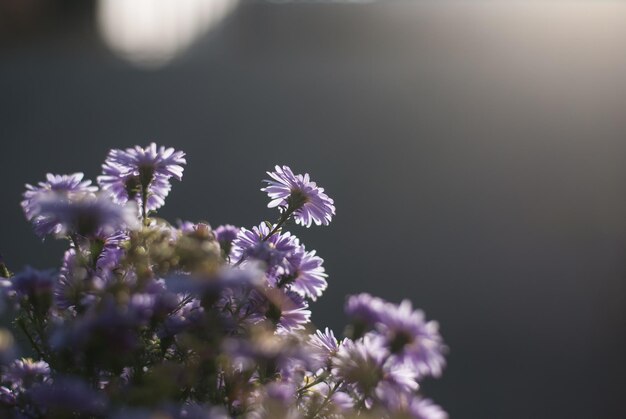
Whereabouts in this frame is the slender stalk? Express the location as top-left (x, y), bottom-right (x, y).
top-left (70, 234), bottom-right (81, 252)
top-left (17, 319), bottom-right (45, 360)
top-left (297, 372), bottom-right (330, 395)
top-left (168, 294), bottom-right (194, 316)
top-left (141, 185), bottom-right (149, 226)
top-left (307, 381), bottom-right (341, 419)
top-left (261, 212), bottom-right (290, 243)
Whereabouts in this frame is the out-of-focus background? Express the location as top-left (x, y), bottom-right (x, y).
top-left (1, 1), bottom-right (625, 417)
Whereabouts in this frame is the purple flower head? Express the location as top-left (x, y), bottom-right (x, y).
top-left (330, 390), bottom-right (355, 412)
top-left (385, 391), bottom-right (448, 419)
top-left (95, 231), bottom-right (128, 272)
top-left (331, 334), bottom-right (418, 402)
top-left (308, 327), bottom-right (341, 370)
top-left (22, 173), bottom-right (98, 223)
top-left (55, 248), bottom-right (93, 310)
top-left (231, 223), bottom-right (300, 270)
top-left (249, 288), bottom-right (311, 333)
top-left (262, 165), bottom-right (335, 227)
top-left (274, 247), bottom-right (327, 301)
top-left (0, 386), bottom-right (15, 406)
top-left (344, 293), bottom-right (386, 339)
top-left (246, 381), bottom-right (300, 419)
top-left (3, 358), bottom-right (50, 390)
top-left (222, 325), bottom-right (309, 381)
top-left (98, 143), bottom-right (186, 211)
top-left (377, 300), bottom-right (447, 379)
top-left (407, 398), bottom-right (448, 419)
top-left (129, 280), bottom-right (179, 325)
top-left (331, 335), bottom-right (387, 397)
top-left (161, 297), bottom-right (204, 338)
top-left (267, 382), bottom-right (296, 403)
top-left (210, 264), bottom-right (267, 327)
top-left (29, 192), bottom-right (139, 239)
top-left (377, 387), bottom-right (448, 419)
top-left (303, 380), bottom-right (355, 416)
top-left (177, 220), bottom-right (197, 234)
top-left (214, 224), bottom-right (240, 257)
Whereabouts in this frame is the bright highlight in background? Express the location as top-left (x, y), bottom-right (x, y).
top-left (97, 0), bottom-right (238, 69)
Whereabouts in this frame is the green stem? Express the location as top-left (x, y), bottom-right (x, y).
top-left (17, 319), bottom-right (45, 360)
top-left (297, 372), bottom-right (330, 396)
top-left (70, 234), bottom-right (81, 252)
top-left (308, 381), bottom-right (341, 419)
top-left (168, 294), bottom-right (194, 316)
top-left (262, 204), bottom-right (300, 243)
top-left (141, 185), bottom-right (149, 226)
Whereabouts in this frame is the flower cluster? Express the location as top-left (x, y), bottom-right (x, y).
top-left (1, 144), bottom-right (447, 418)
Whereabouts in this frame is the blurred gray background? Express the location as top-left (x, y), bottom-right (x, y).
top-left (1, 1), bottom-right (625, 417)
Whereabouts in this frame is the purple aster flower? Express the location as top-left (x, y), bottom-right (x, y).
top-left (302, 380), bottom-right (355, 416)
top-left (29, 192), bottom-right (139, 239)
top-left (246, 381), bottom-right (300, 419)
top-left (214, 224), bottom-right (240, 257)
top-left (378, 391), bottom-right (448, 419)
top-left (95, 231), bottom-right (128, 272)
top-left (231, 223), bottom-right (300, 270)
top-left (249, 288), bottom-right (311, 333)
top-left (98, 143), bottom-right (186, 212)
top-left (55, 249), bottom-right (79, 310)
top-left (274, 247), bottom-right (327, 301)
top-left (331, 334), bottom-right (418, 404)
top-left (406, 398), bottom-right (448, 419)
top-left (128, 279), bottom-right (179, 325)
top-left (265, 382), bottom-right (296, 404)
top-left (377, 300), bottom-right (447, 379)
top-left (308, 328), bottom-right (340, 370)
top-left (223, 325), bottom-right (309, 383)
top-left (329, 390), bottom-right (354, 412)
top-left (344, 293), bottom-right (387, 339)
top-left (262, 165), bottom-right (335, 227)
top-left (208, 264), bottom-right (267, 328)
top-left (331, 335), bottom-right (386, 396)
top-left (269, 289), bottom-right (311, 333)
top-left (55, 248), bottom-right (98, 311)
top-left (376, 385), bottom-right (447, 419)
top-left (162, 264), bottom-right (265, 336)
top-left (3, 358), bottom-right (50, 390)
top-left (130, 292), bottom-right (176, 325)
top-left (177, 220), bottom-right (198, 234)
top-left (161, 297), bottom-right (204, 338)
top-left (21, 173), bottom-right (98, 223)
top-left (0, 386), bottom-right (15, 406)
